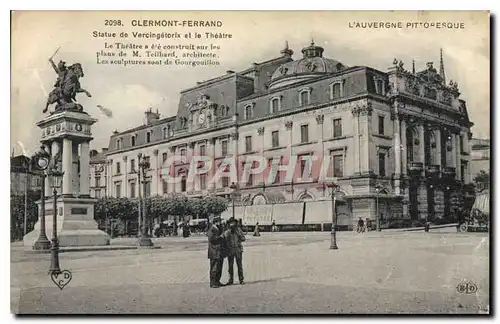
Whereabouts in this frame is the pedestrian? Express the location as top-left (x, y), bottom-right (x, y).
top-left (357, 217), bottom-right (364, 233)
top-left (365, 218), bottom-right (371, 232)
top-left (207, 216), bottom-right (225, 288)
top-left (223, 217), bottom-right (246, 285)
top-left (271, 220), bottom-right (276, 232)
top-left (253, 222), bottom-right (261, 236)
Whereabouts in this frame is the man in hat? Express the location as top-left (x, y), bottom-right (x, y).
top-left (223, 217), bottom-right (246, 285)
top-left (207, 216), bottom-right (225, 288)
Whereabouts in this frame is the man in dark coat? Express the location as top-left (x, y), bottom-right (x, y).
top-left (223, 217), bottom-right (246, 285)
top-left (207, 216), bottom-right (225, 288)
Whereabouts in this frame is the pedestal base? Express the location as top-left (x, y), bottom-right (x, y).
top-left (23, 196), bottom-right (110, 250)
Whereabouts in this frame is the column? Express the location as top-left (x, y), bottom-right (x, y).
top-left (80, 142), bottom-right (90, 196)
top-left (400, 116), bottom-right (407, 176)
top-left (393, 114), bottom-right (401, 195)
top-left (352, 110), bottom-right (360, 174)
top-left (45, 144), bottom-right (52, 197)
top-left (455, 133), bottom-right (461, 181)
top-left (360, 106), bottom-right (372, 174)
top-left (123, 156), bottom-right (128, 197)
top-left (418, 123), bottom-right (425, 171)
top-left (435, 128), bottom-right (442, 167)
top-left (152, 149), bottom-right (159, 195)
top-left (62, 139), bottom-right (72, 195)
top-left (450, 131), bottom-right (457, 170)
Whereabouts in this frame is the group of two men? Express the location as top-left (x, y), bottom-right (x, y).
top-left (207, 216), bottom-right (246, 288)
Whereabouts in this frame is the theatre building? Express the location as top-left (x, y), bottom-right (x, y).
top-left (105, 40), bottom-right (473, 227)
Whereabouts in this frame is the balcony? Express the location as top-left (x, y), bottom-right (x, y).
top-left (408, 162), bottom-right (423, 173)
top-left (442, 167), bottom-right (456, 178)
top-left (427, 165), bottom-right (440, 174)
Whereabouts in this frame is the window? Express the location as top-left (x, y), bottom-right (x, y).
top-left (333, 155), bottom-right (344, 178)
top-left (115, 182), bottom-right (121, 198)
top-left (333, 119), bottom-right (342, 138)
top-left (461, 163), bottom-right (465, 183)
top-left (116, 162), bottom-right (121, 174)
top-left (378, 115), bottom-right (385, 135)
top-left (375, 79), bottom-right (385, 95)
top-left (269, 158), bottom-right (281, 184)
top-left (330, 82), bottom-right (343, 99)
top-left (378, 153), bottom-right (386, 176)
top-left (299, 155), bottom-right (311, 179)
top-left (163, 127), bottom-right (168, 139)
top-left (146, 132), bottom-right (151, 143)
top-left (95, 189), bottom-right (101, 198)
top-left (247, 172), bottom-right (253, 187)
top-left (180, 148), bottom-right (186, 157)
top-left (144, 156), bottom-right (150, 167)
top-left (244, 105), bottom-right (253, 120)
top-left (245, 136), bottom-right (252, 153)
top-left (271, 131), bottom-right (279, 148)
top-left (145, 182), bottom-right (151, 197)
top-left (95, 176), bottom-right (101, 187)
top-left (200, 174), bottom-right (207, 190)
top-left (181, 177), bottom-right (187, 192)
top-left (116, 139), bottom-right (122, 150)
top-left (221, 140), bottom-right (228, 156)
top-left (130, 159), bottom-right (135, 172)
top-left (300, 90), bottom-right (310, 106)
top-left (199, 144), bottom-right (206, 157)
top-left (167, 125), bottom-right (172, 136)
top-left (130, 182), bottom-right (136, 198)
top-left (131, 135), bottom-right (136, 146)
top-left (222, 176), bottom-right (229, 188)
top-left (270, 97), bottom-right (280, 113)
top-left (300, 124), bottom-right (309, 143)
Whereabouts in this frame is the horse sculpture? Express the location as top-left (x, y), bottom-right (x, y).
top-left (43, 58), bottom-right (92, 114)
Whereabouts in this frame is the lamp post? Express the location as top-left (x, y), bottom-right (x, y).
top-left (375, 183), bottom-right (383, 232)
top-left (32, 146), bottom-right (51, 250)
top-left (137, 153), bottom-right (153, 247)
top-left (229, 182), bottom-right (238, 219)
top-left (48, 167), bottom-right (64, 275)
top-left (327, 183), bottom-right (339, 250)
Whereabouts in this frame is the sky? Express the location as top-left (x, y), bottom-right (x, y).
top-left (11, 11), bottom-right (490, 157)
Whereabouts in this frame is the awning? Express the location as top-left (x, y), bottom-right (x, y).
top-left (472, 191), bottom-right (489, 215)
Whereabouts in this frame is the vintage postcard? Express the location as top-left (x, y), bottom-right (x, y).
top-left (10, 10), bottom-right (490, 314)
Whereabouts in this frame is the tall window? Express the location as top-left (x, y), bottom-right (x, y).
top-left (333, 119), bottom-right (342, 138)
top-left (300, 124), bottom-right (309, 143)
top-left (378, 153), bottom-right (386, 176)
top-left (181, 176), bottom-right (187, 192)
top-left (333, 155), bottom-right (344, 177)
top-left (115, 182), bottom-right (121, 198)
top-left (116, 162), bottom-right (121, 174)
top-left (300, 90), bottom-right (310, 106)
top-left (270, 98), bottom-right (280, 113)
top-left (131, 135), bottom-right (136, 146)
top-left (222, 176), bottom-right (229, 188)
top-left (244, 105), bottom-right (253, 120)
top-left (271, 131), bottom-right (279, 148)
top-left (116, 139), bottom-right (122, 150)
top-left (95, 189), bottom-right (101, 198)
top-left (162, 152), bottom-right (168, 163)
top-left (199, 144), bottom-right (206, 157)
top-left (180, 148), bottom-right (186, 158)
top-left (163, 127), bottom-right (168, 139)
top-left (130, 159), bottom-right (135, 172)
top-left (331, 82), bottom-right (342, 99)
top-left (245, 136), bottom-right (252, 153)
top-left (146, 132), bottom-right (151, 143)
top-left (299, 155), bottom-right (311, 179)
top-left (375, 79), bottom-right (385, 95)
top-left (221, 140), bottom-right (228, 156)
top-left (130, 182), bottom-right (136, 198)
top-left (269, 158), bottom-right (281, 184)
top-left (378, 115), bottom-right (385, 135)
top-left (200, 174), bottom-right (207, 190)
top-left (95, 176), bottom-right (101, 187)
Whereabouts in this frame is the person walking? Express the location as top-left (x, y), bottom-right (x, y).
top-left (223, 217), bottom-right (246, 285)
top-left (253, 222), bottom-right (261, 236)
top-left (357, 217), bottom-right (364, 233)
top-left (207, 216), bottom-right (225, 288)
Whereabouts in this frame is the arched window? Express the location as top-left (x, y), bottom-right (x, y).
top-left (146, 131), bottom-right (151, 143)
top-left (330, 81), bottom-right (343, 99)
top-left (162, 127), bottom-right (168, 139)
top-left (116, 138), bottom-right (122, 150)
top-left (298, 87), bottom-right (311, 106)
top-left (270, 97), bottom-right (281, 113)
top-left (244, 104), bottom-right (253, 120)
top-left (131, 135), bottom-right (136, 146)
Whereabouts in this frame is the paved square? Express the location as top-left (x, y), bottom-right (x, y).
top-left (11, 230), bottom-right (489, 314)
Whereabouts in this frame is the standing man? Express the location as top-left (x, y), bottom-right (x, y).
top-left (224, 217), bottom-right (246, 285)
top-left (207, 216), bottom-right (225, 288)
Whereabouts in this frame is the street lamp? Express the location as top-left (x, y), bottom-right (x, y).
top-left (32, 146), bottom-right (51, 250)
top-left (137, 153), bottom-right (153, 247)
top-left (326, 183), bottom-right (339, 250)
top-left (229, 182), bottom-right (239, 219)
top-left (48, 167), bottom-right (64, 275)
top-left (375, 183), bottom-right (383, 232)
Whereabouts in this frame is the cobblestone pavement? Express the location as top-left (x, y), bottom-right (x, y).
top-left (11, 230), bottom-right (489, 314)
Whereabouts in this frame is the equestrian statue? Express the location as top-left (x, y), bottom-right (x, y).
top-left (43, 49), bottom-right (92, 114)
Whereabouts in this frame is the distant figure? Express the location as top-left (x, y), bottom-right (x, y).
top-left (271, 220), bottom-right (277, 232)
top-left (365, 218), bottom-right (371, 232)
top-left (357, 218), bottom-right (364, 233)
top-left (253, 222), bottom-right (261, 236)
top-left (223, 217), bottom-right (246, 285)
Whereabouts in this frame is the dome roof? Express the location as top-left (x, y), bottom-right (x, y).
top-left (269, 40), bottom-right (346, 89)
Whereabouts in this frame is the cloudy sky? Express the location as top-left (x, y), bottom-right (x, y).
top-left (11, 11), bottom-right (490, 156)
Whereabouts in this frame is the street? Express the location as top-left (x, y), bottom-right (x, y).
top-left (11, 229), bottom-right (490, 314)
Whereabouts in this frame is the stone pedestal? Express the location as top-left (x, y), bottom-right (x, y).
top-left (23, 110), bottom-right (110, 249)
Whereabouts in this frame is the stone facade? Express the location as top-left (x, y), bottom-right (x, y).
top-left (104, 41), bottom-right (474, 228)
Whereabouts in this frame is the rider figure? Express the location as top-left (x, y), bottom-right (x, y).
top-left (51, 59), bottom-right (67, 89)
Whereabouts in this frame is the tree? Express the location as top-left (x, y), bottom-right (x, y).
top-left (204, 196), bottom-right (229, 218)
top-left (10, 194), bottom-right (38, 242)
top-left (473, 170), bottom-right (490, 190)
